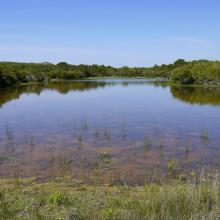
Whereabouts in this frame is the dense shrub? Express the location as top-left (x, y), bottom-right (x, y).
top-left (1, 59), bottom-right (220, 86)
top-left (171, 68), bottom-right (195, 84)
top-left (171, 61), bottom-right (220, 85)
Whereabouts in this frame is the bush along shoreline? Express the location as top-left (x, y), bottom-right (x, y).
top-left (1, 59), bottom-right (220, 87)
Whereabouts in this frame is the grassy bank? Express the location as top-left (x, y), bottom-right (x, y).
top-left (1, 176), bottom-right (220, 219)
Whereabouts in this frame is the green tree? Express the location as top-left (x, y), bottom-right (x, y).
top-left (174, 59), bottom-right (186, 66)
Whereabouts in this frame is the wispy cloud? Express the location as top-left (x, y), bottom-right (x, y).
top-left (0, 45), bottom-right (147, 60)
top-left (170, 36), bottom-right (212, 47)
top-left (0, 46), bottom-right (107, 55)
top-left (0, 45), bottom-right (148, 66)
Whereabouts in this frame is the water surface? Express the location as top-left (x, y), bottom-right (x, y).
top-left (0, 79), bottom-right (220, 183)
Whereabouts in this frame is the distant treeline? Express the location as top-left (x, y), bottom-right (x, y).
top-left (0, 59), bottom-right (220, 86)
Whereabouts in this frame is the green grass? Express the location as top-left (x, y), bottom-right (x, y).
top-left (1, 176), bottom-right (220, 219)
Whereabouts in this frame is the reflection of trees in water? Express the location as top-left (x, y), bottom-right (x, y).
top-left (170, 86), bottom-right (220, 106)
top-left (0, 80), bottom-right (167, 108)
top-left (0, 84), bottom-right (45, 106)
top-left (0, 81), bottom-right (107, 107)
top-left (1, 81), bottom-right (220, 108)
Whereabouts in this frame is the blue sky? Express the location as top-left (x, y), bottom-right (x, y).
top-left (0, 0), bottom-right (219, 67)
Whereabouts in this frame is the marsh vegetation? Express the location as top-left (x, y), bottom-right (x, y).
top-left (1, 175), bottom-right (220, 219)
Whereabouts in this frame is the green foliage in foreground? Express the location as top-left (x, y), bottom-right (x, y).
top-left (1, 59), bottom-right (220, 87)
top-left (1, 177), bottom-right (220, 219)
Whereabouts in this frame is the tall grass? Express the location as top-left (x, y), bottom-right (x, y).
top-left (0, 175), bottom-right (220, 219)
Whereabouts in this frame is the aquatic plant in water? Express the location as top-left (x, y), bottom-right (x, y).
top-left (200, 128), bottom-right (209, 140)
top-left (144, 136), bottom-right (151, 151)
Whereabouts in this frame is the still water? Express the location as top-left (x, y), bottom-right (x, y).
top-left (0, 79), bottom-right (220, 183)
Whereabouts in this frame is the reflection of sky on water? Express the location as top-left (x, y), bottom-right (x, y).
top-left (0, 79), bottom-right (220, 174)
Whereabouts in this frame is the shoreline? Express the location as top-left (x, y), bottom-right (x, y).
top-left (1, 77), bottom-right (220, 89)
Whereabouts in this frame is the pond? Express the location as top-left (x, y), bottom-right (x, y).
top-left (0, 79), bottom-right (220, 184)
